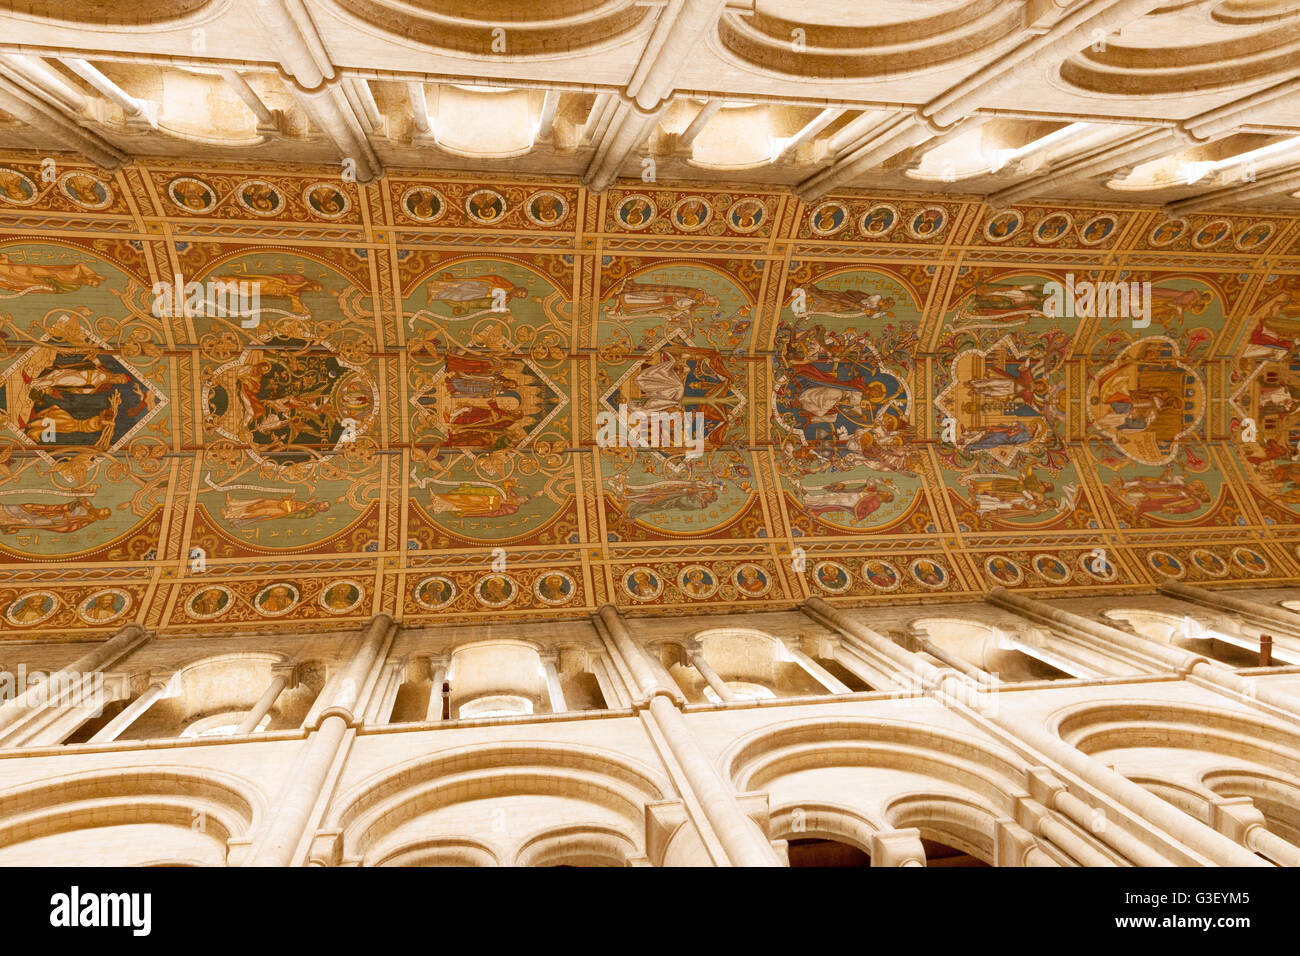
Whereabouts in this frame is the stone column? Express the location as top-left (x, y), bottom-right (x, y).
top-left (595, 606), bottom-right (782, 866)
top-left (784, 645), bottom-right (851, 694)
top-left (987, 588), bottom-right (1300, 716)
top-left (425, 658), bottom-right (448, 722)
top-left (0, 623), bottom-right (149, 736)
top-left (234, 670), bottom-right (290, 735)
top-left (219, 69), bottom-right (279, 133)
top-left (583, 98), bottom-right (665, 192)
top-left (589, 654), bottom-right (627, 710)
top-left (1159, 581), bottom-right (1300, 635)
top-left (684, 643), bottom-right (735, 702)
top-left (248, 615), bottom-right (393, 867)
top-left (1213, 797), bottom-right (1300, 867)
top-left (870, 828), bottom-right (926, 867)
top-left (626, 0), bottom-right (729, 111)
top-left (88, 678), bottom-right (168, 744)
top-left (804, 597), bottom-right (1267, 867)
top-left (540, 654), bottom-right (568, 714)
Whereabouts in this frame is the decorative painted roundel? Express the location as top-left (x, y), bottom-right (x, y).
top-left (1032, 554), bottom-right (1071, 583)
top-left (813, 561), bottom-right (853, 594)
top-left (1146, 551), bottom-right (1185, 579)
top-left (413, 576), bottom-right (457, 611)
top-left (985, 555), bottom-right (1023, 586)
top-left (808, 201), bottom-right (848, 236)
top-left (862, 560), bottom-right (901, 591)
top-left (320, 580), bottom-right (365, 614)
top-left (677, 565), bottom-right (719, 600)
top-left (6, 591), bottom-right (58, 627)
top-left (621, 567), bottom-right (662, 601)
top-left (401, 186), bottom-right (446, 223)
top-left (533, 570), bottom-right (576, 606)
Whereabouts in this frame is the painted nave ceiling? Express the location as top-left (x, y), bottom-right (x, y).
top-left (0, 158), bottom-right (1295, 637)
top-left (0, 0), bottom-right (1298, 637)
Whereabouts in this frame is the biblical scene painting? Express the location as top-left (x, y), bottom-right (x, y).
top-left (597, 261), bottom-right (758, 539)
top-left (771, 266), bottom-right (927, 535)
top-left (405, 256), bottom-right (575, 544)
top-left (0, 165), bottom-right (1292, 632)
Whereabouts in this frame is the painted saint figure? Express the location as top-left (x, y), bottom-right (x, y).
top-left (221, 495), bottom-right (330, 528)
top-left (0, 497), bottom-right (109, 534)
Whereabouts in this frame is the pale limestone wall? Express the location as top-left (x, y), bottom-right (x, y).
top-left (0, 586), bottom-right (1298, 866)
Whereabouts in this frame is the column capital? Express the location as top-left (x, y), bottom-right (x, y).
top-left (870, 828), bottom-right (926, 867)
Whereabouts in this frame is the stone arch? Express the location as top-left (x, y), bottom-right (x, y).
top-left (883, 793), bottom-right (1000, 865)
top-left (329, 0), bottom-right (653, 59)
top-left (768, 800), bottom-right (879, 856)
top-left (0, 765), bottom-right (263, 866)
top-left (1052, 699), bottom-right (1300, 778)
top-left (114, 651), bottom-right (296, 740)
top-left (514, 824), bottom-right (637, 867)
top-left (1201, 769), bottom-right (1300, 845)
top-left (910, 616), bottom-right (1075, 681)
top-left (370, 837), bottom-right (499, 868)
top-left (0, 0), bottom-right (226, 28)
top-left (726, 716), bottom-right (1030, 807)
top-left (724, 716), bottom-right (1033, 865)
top-left (326, 741), bottom-right (670, 866)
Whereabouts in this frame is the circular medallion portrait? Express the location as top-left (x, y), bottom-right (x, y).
top-left (1192, 219), bottom-right (1232, 249)
top-left (813, 560), bottom-right (852, 594)
top-left (525, 190), bottom-right (567, 227)
top-left (727, 198), bottom-right (767, 233)
top-left (57, 171), bottom-right (113, 210)
top-left (1149, 218), bottom-right (1186, 247)
top-left (1078, 214), bottom-right (1117, 246)
top-left (254, 582), bottom-right (300, 617)
top-left (319, 579), bottom-right (365, 614)
top-left (0, 166), bottom-right (39, 205)
top-left (677, 565), bottom-right (719, 600)
top-left (733, 563), bottom-right (773, 597)
top-left (413, 575), bottom-right (457, 611)
top-left (615, 193), bottom-right (656, 230)
top-left (464, 188), bottom-right (506, 225)
top-left (401, 186), bottom-right (446, 223)
top-left (6, 591), bottom-right (58, 627)
top-left (1034, 212), bottom-right (1073, 244)
top-left (167, 176), bottom-right (217, 214)
top-left (671, 196), bottom-right (712, 232)
top-left (1032, 554), bottom-right (1071, 583)
top-left (905, 206), bottom-right (947, 240)
top-left (862, 559), bottom-right (901, 591)
top-left (860, 203), bottom-right (899, 239)
top-left (622, 567), bottom-right (664, 602)
top-left (808, 201), bottom-right (848, 236)
top-left (984, 555), bottom-right (1023, 586)
top-left (1189, 549), bottom-right (1228, 577)
top-left (1231, 547), bottom-right (1270, 576)
top-left (186, 585), bottom-right (234, 621)
top-left (475, 574), bottom-right (518, 608)
top-left (1146, 550), bottom-right (1185, 579)
top-left (910, 558), bottom-right (948, 589)
top-left (236, 179), bottom-right (284, 217)
top-left (1080, 552), bottom-right (1117, 582)
top-left (78, 588), bottom-right (131, 625)
top-left (983, 209), bottom-right (1022, 243)
top-left (302, 182), bottom-right (350, 219)
top-left (533, 570), bottom-right (576, 606)
top-left (1235, 222), bottom-right (1274, 251)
